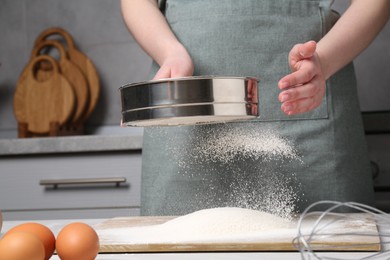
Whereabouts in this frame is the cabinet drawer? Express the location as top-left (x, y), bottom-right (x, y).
top-left (0, 152), bottom-right (141, 212)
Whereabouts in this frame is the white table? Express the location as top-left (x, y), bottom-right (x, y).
top-left (0, 219), bottom-right (379, 260)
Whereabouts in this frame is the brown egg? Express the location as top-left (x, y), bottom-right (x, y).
top-left (56, 222), bottom-right (100, 260)
top-left (0, 231), bottom-right (45, 260)
top-left (5, 222), bottom-right (55, 260)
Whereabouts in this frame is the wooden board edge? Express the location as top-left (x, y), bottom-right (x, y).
top-left (99, 240), bottom-right (380, 253)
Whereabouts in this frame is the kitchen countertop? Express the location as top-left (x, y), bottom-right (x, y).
top-left (0, 134), bottom-right (142, 156)
top-left (0, 218), bottom-right (380, 260)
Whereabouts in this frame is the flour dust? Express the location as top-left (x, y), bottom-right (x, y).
top-left (149, 122), bottom-right (303, 220)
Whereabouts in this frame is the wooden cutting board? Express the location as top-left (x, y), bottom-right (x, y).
top-left (31, 40), bottom-right (89, 124)
top-left (13, 55), bottom-right (75, 134)
top-left (34, 27), bottom-right (100, 123)
top-left (94, 213), bottom-right (380, 253)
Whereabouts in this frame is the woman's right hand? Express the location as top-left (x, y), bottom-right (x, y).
top-left (121, 0), bottom-right (194, 80)
top-left (153, 44), bottom-right (194, 80)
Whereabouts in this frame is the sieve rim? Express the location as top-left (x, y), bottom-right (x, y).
top-left (119, 75), bottom-right (259, 89)
top-left (119, 76), bottom-right (259, 127)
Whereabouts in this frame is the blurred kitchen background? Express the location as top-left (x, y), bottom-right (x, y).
top-left (0, 0), bottom-right (389, 220)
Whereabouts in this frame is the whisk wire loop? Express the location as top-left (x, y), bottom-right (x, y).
top-left (295, 201), bottom-right (390, 260)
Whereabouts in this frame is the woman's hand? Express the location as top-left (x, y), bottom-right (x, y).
top-left (153, 44), bottom-right (194, 80)
top-left (121, 0), bottom-right (194, 80)
top-left (278, 41), bottom-right (326, 115)
top-left (277, 0), bottom-right (390, 116)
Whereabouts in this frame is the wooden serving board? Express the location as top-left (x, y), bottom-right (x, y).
top-left (94, 213), bottom-right (380, 253)
top-left (34, 27), bottom-right (100, 123)
top-left (13, 55), bottom-right (75, 134)
top-left (31, 40), bottom-right (89, 124)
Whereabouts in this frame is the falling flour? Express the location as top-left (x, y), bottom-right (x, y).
top-left (97, 207), bottom-right (295, 244)
top-left (148, 122), bottom-right (304, 220)
top-left (192, 124), bottom-right (301, 164)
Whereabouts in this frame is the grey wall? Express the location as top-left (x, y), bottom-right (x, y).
top-left (0, 0), bottom-right (151, 138)
top-left (332, 1), bottom-right (390, 112)
top-left (0, 0), bottom-right (389, 139)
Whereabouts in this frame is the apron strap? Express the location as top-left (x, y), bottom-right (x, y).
top-left (158, 0), bottom-right (166, 13)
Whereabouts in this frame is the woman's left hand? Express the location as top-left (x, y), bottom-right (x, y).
top-left (278, 41), bottom-right (326, 115)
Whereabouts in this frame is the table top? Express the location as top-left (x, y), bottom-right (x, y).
top-left (0, 218), bottom-right (381, 260)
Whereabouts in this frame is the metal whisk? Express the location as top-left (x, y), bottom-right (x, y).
top-left (294, 201), bottom-right (390, 260)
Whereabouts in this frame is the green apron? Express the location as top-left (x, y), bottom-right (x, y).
top-left (141, 0), bottom-right (374, 216)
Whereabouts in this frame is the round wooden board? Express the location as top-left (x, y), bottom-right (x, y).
top-left (34, 27), bottom-right (100, 123)
top-left (32, 40), bottom-right (89, 124)
top-left (14, 55), bottom-right (75, 134)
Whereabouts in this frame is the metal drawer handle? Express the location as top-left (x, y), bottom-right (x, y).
top-left (39, 177), bottom-right (127, 188)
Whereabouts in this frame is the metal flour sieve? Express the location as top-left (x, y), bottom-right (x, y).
top-left (119, 76), bottom-right (258, 127)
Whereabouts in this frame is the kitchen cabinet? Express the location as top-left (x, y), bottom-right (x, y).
top-left (362, 112), bottom-right (390, 212)
top-left (0, 135), bottom-right (143, 220)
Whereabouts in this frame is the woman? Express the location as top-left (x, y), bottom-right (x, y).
top-left (121, 0), bottom-right (390, 216)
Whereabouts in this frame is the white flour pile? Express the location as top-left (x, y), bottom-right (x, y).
top-left (97, 207), bottom-right (295, 244)
top-left (160, 207), bottom-right (292, 238)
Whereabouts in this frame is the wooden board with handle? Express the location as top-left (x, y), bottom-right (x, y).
top-left (94, 213), bottom-right (381, 253)
top-left (31, 40), bottom-right (89, 124)
top-left (34, 27), bottom-right (100, 123)
top-left (13, 55), bottom-right (75, 134)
